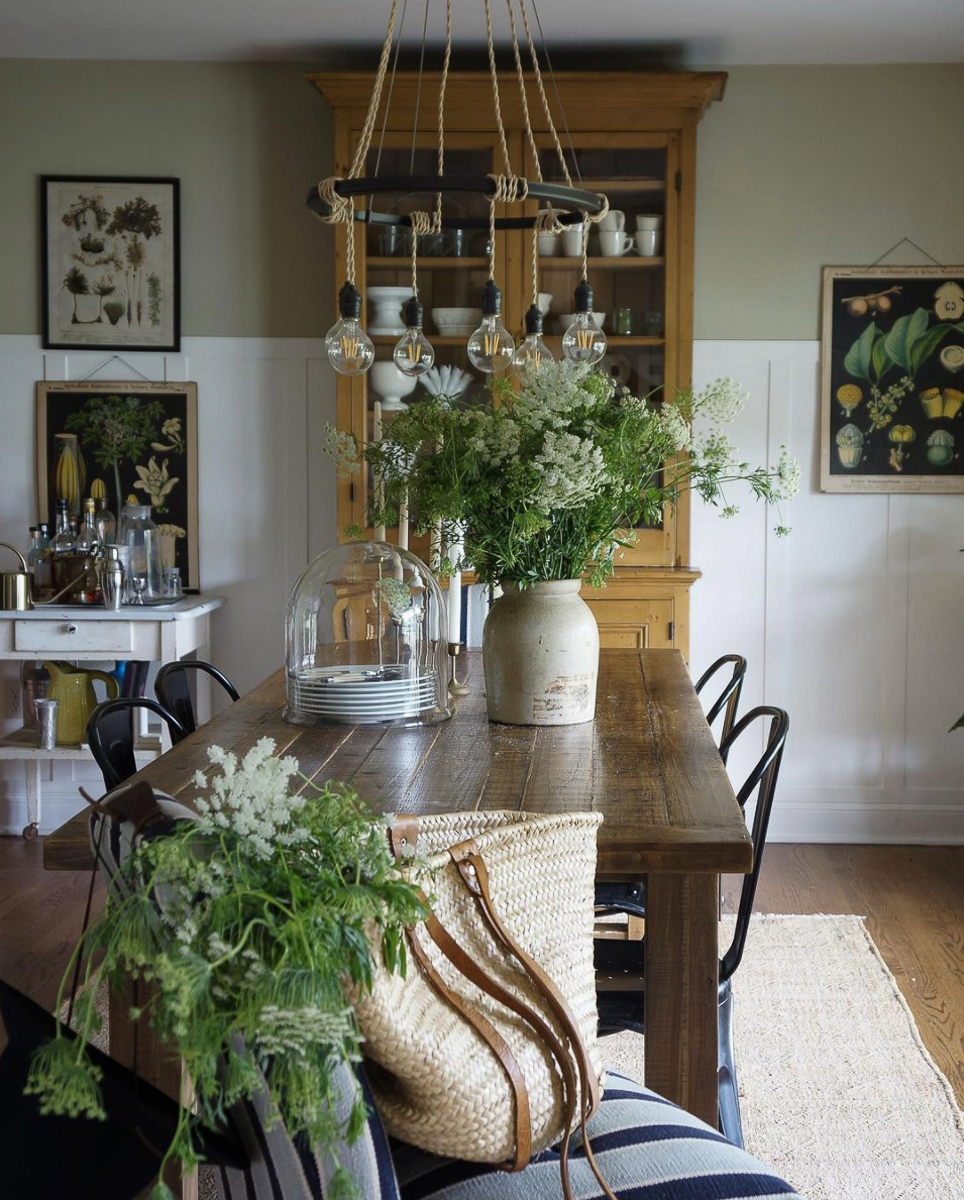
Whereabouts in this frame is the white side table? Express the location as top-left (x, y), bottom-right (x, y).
top-left (0, 596), bottom-right (224, 838)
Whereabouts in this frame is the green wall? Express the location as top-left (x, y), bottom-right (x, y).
top-left (0, 59), bottom-right (332, 338)
top-left (2, 60), bottom-right (962, 341)
top-left (695, 64), bottom-right (964, 341)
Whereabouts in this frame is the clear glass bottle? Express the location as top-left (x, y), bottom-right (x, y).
top-left (76, 498), bottom-right (100, 555)
top-left (94, 497), bottom-right (117, 546)
top-left (123, 504), bottom-right (163, 602)
top-left (51, 499), bottom-right (76, 554)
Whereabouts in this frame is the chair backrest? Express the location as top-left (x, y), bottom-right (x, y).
top-left (718, 705), bottom-right (789, 984)
top-left (694, 654), bottom-right (747, 759)
top-left (87, 698), bottom-right (186, 792)
top-left (154, 660), bottom-right (240, 743)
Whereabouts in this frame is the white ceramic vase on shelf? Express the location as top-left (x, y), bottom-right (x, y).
top-left (482, 580), bottom-right (599, 726)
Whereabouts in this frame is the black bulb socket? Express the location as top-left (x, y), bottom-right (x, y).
top-left (402, 296), bottom-right (424, 329)
top-left (338, 281), bottom-right (362, 320)
top-left (481, 278), bottom-right (503, 317)
top-left (524, 304), bottom-right (544, 335)
top-left (574, 278), bottom-right (594, 315)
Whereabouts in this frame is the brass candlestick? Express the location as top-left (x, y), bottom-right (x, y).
top-left (448, 643), bottom-right (470, 696)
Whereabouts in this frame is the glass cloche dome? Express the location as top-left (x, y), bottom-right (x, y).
top-left (284, 541), bottom-right (451, 727)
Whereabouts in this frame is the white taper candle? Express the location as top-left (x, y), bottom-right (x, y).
top-left (372, 399), bottom-right (386, 542)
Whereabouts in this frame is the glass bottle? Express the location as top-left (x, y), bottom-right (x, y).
top-left (51, 499), bottom-right (76, 554)
top-left (123, 504), bottom-right (163, 602)
top-left (95, 497), bottom-right (117, 546)
top-left (76, 498), bottom-right (100, 555)
top-left (27, 526), bottom-right (49, 596)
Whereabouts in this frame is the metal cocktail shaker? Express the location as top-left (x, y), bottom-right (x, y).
top-left (101, 546), bottom-right (125, 611)
top-left (34, 699), bottom-right (58, 750)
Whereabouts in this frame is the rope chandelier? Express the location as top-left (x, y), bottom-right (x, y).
top-left (308, 0), bottom-right (612, 378)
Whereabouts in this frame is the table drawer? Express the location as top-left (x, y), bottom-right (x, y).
top-left (14, 619), bottom-right (134, 655)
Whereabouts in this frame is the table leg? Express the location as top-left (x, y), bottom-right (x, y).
top-left (645, 871), bottom-right (719, 1126)
top-left (109, 979), bottom-right (198, 1200)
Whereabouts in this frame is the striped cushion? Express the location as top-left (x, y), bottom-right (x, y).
top-left (217, 1064), bottom-right (400, 1200)
top-left (392, 1072), bottom-right (804, 1200)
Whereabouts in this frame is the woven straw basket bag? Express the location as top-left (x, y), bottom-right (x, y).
top-left (356, 810), bottom-right (613, 1194)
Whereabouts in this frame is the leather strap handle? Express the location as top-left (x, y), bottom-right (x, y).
top-left (450, 842), bottom-right (617, 1200)
top-left (405, 924), bottom-right (533, 1172)
top-left (421, 910), bottom-right (578, 1186)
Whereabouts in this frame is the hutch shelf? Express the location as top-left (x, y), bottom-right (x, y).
top-left (309, 69), bottom-right (727, 659)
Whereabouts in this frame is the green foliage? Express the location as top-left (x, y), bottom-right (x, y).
top-left (64, 394), bottom-right (164, 474)
top-left (107, 196), bottom-right (162, 240)
top-left (338, 363), bottom-right (795, 587)
top-left (27, 741), bottom-right (428, 1197)
top-left (61, 267), bottom-right (89, 297)
top-left (61, 193), bottom-right (110, 232)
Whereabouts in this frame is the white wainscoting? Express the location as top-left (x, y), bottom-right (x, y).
top-left (1, 334), bottom-right (961, 842)
top-left (692, 341), bottom-right (964, 843)
top-left (0, 334), bottom-right (335, 834)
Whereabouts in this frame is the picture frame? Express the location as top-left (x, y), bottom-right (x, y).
top-left (41, 176), bottom-right (180, 352)
top-left (36, 380), bottom-right (199, 592)
top-left (820, 265), bottom-right (964, 493)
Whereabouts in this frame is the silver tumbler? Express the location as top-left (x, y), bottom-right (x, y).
top-left (34, 698), bottom-right (58, 750)
top-left (101, 546), bottom-right (125, 611)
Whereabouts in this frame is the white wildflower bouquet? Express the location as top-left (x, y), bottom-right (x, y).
top-left (27, 739), bottom-right (427, 1200)
top-left (330, 361), bottom-right (798, 587)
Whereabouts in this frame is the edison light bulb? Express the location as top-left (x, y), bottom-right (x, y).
top-left (562, 279), bottom-right (607, 367)
top-left (326, 282), bottom-right (374, 376)
top-left (467, 279), bottom-right (515, 374)
top-left (394, 297), bottom-right (435, 376)
top-left (512, 304), bottom-right (555, 376)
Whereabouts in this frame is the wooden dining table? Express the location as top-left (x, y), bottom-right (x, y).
top-left (45, 647), bottom-right (751, 1136)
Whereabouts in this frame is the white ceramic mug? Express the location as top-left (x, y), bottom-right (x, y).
top-left (599, 231), bottom-right (633, 257)
top-left (561, 224), bottom-right (585, 257)
top-left (599, 210), bottom-right (625, 233)
top-left (538, 232), bottom-right (560, 257)
top-left (636, 214), bottom-right (663, 231)
top-left (635, 229), bottom-right (661, 257)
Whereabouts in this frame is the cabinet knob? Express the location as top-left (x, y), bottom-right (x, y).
top-left (63, 623), bottom-right (78, 634)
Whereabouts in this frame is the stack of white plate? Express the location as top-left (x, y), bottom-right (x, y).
top-left (287, 664), bottom-right (438, 724)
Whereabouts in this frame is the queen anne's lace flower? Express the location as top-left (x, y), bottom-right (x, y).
top-left (533, 429), bottom-right (609, 511)
top-left (776, 446), bottom-right (801, 500)
top-left (695, 377), bottom-right (748, 424)
top-left (659, 404), bottom-right (692, 452)
top-left (193, 738), bottom-right (308, 859)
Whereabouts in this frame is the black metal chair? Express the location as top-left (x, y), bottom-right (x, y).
top-left (87, 698), bottom-right (186, 793)
top-left (154, 659), bottom-right (240, 744)
top-left (694, 654), bottom-right (748, 762)
top-left (594, 705), bottom-right (789, 1148)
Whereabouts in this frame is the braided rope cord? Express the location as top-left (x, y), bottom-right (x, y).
top-left (316, 0), bottom-right (401, 283)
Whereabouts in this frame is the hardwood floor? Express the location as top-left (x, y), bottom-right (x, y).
top-left (2, 838), bottom-right (962, 1111)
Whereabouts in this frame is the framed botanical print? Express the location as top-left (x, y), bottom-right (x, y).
top-left (36, 380), bottom-right (199, 591)
top-left (820, 265), bottom-right (964, 493)
top-left (42, 176), bottom-right (180, 352)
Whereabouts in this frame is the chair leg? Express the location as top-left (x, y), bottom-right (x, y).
top-left (718, 978), bottom-right (745, 1148)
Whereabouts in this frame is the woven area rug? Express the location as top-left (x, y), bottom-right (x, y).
top-left (601, 914), bottom-right (964, 1199)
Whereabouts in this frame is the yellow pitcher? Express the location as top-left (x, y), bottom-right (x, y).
top-left (43, 661), bottom-right (119, 746)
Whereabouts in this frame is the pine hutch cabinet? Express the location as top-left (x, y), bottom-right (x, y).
top-left (308, 70), bottom-right (726, 660)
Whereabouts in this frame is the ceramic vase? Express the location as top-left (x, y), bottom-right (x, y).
top-left (482, 580), bottom-right (599, 726)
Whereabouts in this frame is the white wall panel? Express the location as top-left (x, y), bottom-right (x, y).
top-left (693, 341), bottom-right (964, 842)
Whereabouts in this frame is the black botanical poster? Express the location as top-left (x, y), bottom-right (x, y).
top-left (36, 381), bottom-right (199, 590)
top-left (820, 266), bottom-right (964, 493)
top-left (42, 176), bottom-right (180, 351)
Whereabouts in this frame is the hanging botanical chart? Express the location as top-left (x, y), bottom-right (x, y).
top-left (42, 177), bottom-right (180, 352)
top-left (820, 265), bottom-right (964, 493)
top-left (36, 380), bottom-right (199, 590)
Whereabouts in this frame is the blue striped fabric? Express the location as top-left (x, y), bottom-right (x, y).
top-left (391, 1073), bottom-right (805, 1200)
top-left (216, 1063), bottom-right (401, 1200)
